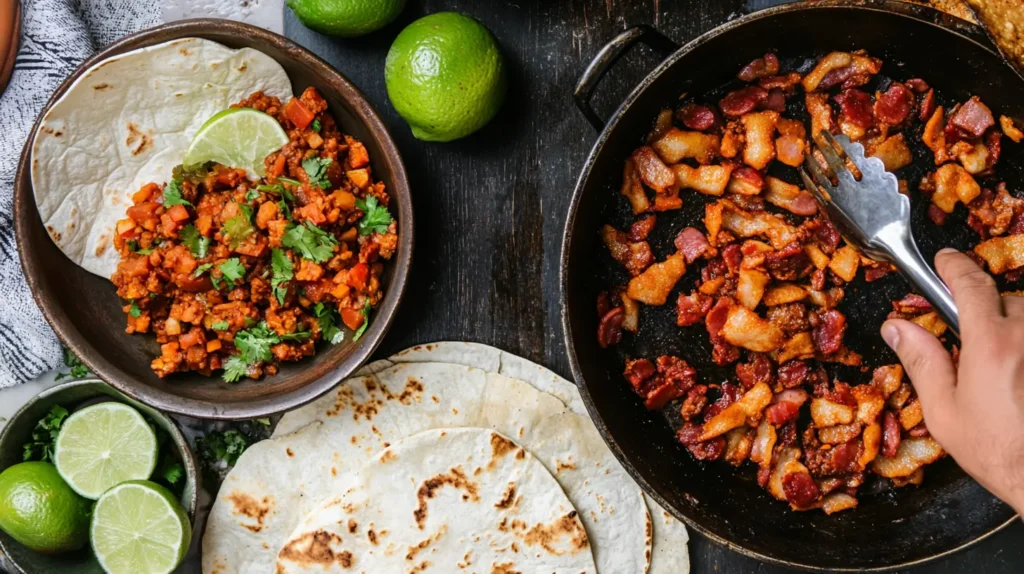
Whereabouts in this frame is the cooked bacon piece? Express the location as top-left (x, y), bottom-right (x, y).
top-left (804, 93), bottom-right (834, 149)
top-left (874, 83), bottom-right (914, 126)
top-left (648, 108), bottom-right (674, 142)
top-left (818, 422), bottom-right (861, 445)
top-left (766, 388), bottom-right (808, 425)
top-left (807, 286), bottom-right (845, 309)
top-left (851, 384), bottom-right (885, 425)
top-left (967, 184), bottom-right (1022, 237)
top-left (601, 225), bottom-right (654, 276)
top-left (626, 252), bottom-right (687, 305)
top-left (777, 360), bottom-right (809, 389)
top-left (775, 133), bottom-right (806, 167)
top-left (804, 244), bottom-right (830, 271)
top-left (918, 88), bottom-right (937, 122)
top-left (819, 492), bottom-right (858, 515)
top-left (723, 427), bottom-right (756, 466)
top-left (619, 293), bottom-right (640, 333)
top-left (679, 385), bottom-right (709, 420)
top-left (597, 307), bottom-right (624, 348)
top-left (675, 227), bottom-right (715, 263)
top-left (764, 177), bottom-right (817, 216)
top-left (700, 381), bottom-right (773, 440)
top-left (926, 163), bottom-right (981, 213)
top-left (674, 164), bottom-right (734, 196)
top-left (765, 242), bottom-right (812, 281)
top-left (652, 190), bottom-right (683, 212)
top-left (738, 52), bottom-right (780, 82)
top-left (719, 201), bottom-right (800, 249)
top-left (722, 305), bottom-right (785, 352)
top-left (802, 52), bottom-right (854, 92)
top-left (749, 419), bottom-right (777, 469)
top-left (892, 293), bottom-right (932, 315)
top-left (742, 111), bottom-right (779, 169)
top-left (899, 398), bottom-right (924, 430)
top-left (720, 120), bottom-right (744, 159)
top-left (951, 140), bottom-right (991, 175)
top-left (827, 245), bottom-right (860, 282)
top-left (736, 354), bottom-right (774, 389)
top-left (629, 215), bottom-right (657, 241)
top-left (782, 471), bottom-right (821, 508)
top-left (726, 166), bottom-right (765, 196)
top-left (947, 96), bottom-right (995, 140)
top-left (873, 364), bottom-right (904, 398)
top-left (804, 437), bottom-right (862, 477)
top-left (811, 309), bottom-right (847, 354)
top-left (820, 53), bottom-right (882, 91)
top-left (868, 133), bottom-right (913, 171)
top-left (776, 331), bottom-right (816, 364)
top-left (922, 105), bottom-right (950, 165)
top-left (677, 103), bottom-right (717, 131)
top-left (652, 128), bottom-right (720, 165)
top-left (1000, 115), bottom-right (1024, 143)
top-left (767, 446), bottom-right (802, 499)
top-left (810, 396), bottom-right (855, 427)
top-left (677, 422), bottom-right (726, 460)
top-left (632, 146), bottom-right (676, 192)
top-left (834, 89), bottom-right (874, 140)
top-left (720, 86), bottom-right (769, 118)
top-left (759, 72), bottom-right (802, 92)
top-left (620, 158), bottom-right (650, 214)
top-left (677, 291), bottom-right (714, 326)
top-left (872, 437), bottom-right (944, 478)
top-left (764, 284), bottom-right (808, 307)
top-left (624, 355), bottom-right (698, 409)
top-left (624, 358), bottom-right (656, 390)
top-left (737, 268), bottom-right (771, 309)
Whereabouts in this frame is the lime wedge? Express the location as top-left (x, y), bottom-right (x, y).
top-left (53, 402), bottom-right (158, 499)
top-left (91, 481), bottom-right (191, 574)
top-left (182, 108), bottom-right (289, 177)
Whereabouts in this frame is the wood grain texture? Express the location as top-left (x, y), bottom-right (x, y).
top-left (285, 1), bottom-right (1024, 572)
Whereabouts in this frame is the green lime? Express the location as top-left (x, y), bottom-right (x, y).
top-left (287, 0), bottom-right (406, 37)
top-left (0, 462), bottom-right (90, 554)
top-left (91, 481), bottom-right (191, 574)
top-left (385, 12), bottom-right (507, 142)
top-left (53, 402), bottom-right (158, 499)
top-left (182, 108), bottom-right (289, 177)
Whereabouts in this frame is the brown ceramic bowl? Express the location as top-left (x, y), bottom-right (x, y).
top-left (14, 19), bottom-right (413, 419)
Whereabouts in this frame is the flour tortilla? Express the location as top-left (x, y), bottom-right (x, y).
top-left (31, 37), bottom-right (292, 278)
top-left (361, 341), bottom-right (691, 573)
top-left (276, 428), bottom-right (596, 574)
top-left (203, 362), bottom-right (651, 573)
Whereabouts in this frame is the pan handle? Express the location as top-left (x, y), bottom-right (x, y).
top-left (574, 25), bottom-right (679, 131)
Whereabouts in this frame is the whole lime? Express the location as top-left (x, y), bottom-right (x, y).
top-left (0, 462), bottom-right (91, 554)
top-left (287, 0), bottom-right (406, 38)
top-left (385, 12), bottom-right (507, 142)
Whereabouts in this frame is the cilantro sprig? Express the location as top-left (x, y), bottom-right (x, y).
top-left (179, 224), bottom-right (210, 259)
top-left (223, 214), bottom-right (254, 249)
top-left (353, 299), bottom-right (372, 341)
top-left (257, 183), bottom-right (295, 202)
top-left (356, 195), bottom-right (393, 236)
top-left (221, 321), bottom-right (307, 382)
top-left (163, 178), bottom-right (191, 207)
top-left (217, 258), bottom-right (246, 289)
top-left (21, 405), bottom-right (69, 462)
top-left (301, 157), bottom-right (333, 189)
top-left (54, 349), bottom-right (89, 381)
top-left (281, 221), bottom-right (337, 263)
top-left (313, 302), bottom-right (344, 344)
top-left (271, 249), bottom-right (293, 305)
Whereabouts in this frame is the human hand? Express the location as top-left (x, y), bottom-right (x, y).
top-left (881, 248), bottom-right (1024, 514)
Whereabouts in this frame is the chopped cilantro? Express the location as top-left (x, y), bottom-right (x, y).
top-left (301, 157), bottom-right (333, 189)
top-left (127, 239), bottom-right (154, 255)
top-left (234, 322), bottom-right (279, 366)
top-left (355, 195), bottom-right (393, 236)
top-left (281, 222), bottom-right (337, 263)
top-left (158, 457), bottom-right (185, 487)
top-left (193, 263), bottom-right (213, 278)
top-left (279, 330), bottom-right (311, 342)
top-left (278, 176), bottom-right (301, 186)
top-left (54, 349), bottom-right (89, 381)
top-left (257, 183), bottom-right (295, 202)
top-left (278, 200), bottom-right (293, 220)
top-left (311, 119), bottom-right (321, 133)
top-left (353, 299), bottom-right (372, 341)
top-left (221, 356), bottom-right (249, 383)
top-left (21, 405), bottom-right (69, 462)
top-left (245, 188), bottom-right (260, 203)
top-left (271, 249), bottom-right (293, 305)
top-left (313, 302), bottom-right (344, 344)
top-left (218, 258), bottom-right (246, 289)
top-left (211, 321), bottom-right (229, 331)
top-left (180, 224), bottom-right (210, 258)
top-left (223, 215), bottom-right (254, 249)
top-left (239, 203), bottom-right (254, 221)
top-left (163, 178), bottom-right (191, 207)
top-left (195, 428), bottom-right (249, 467)
top-left (129, 301), bottom-right (142, 318)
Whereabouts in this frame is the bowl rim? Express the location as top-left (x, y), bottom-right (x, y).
top-left (559, 1), bottom-right (1018, 572)
top-left (0, 378), bottom-right (200, 573)
top-left (13, 18), bottom-right (414, 419)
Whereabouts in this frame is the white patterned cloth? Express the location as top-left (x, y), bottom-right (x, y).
top-left (0, 0), bottom-right (282, 388)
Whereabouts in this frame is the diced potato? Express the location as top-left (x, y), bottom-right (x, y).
top-left (722, 305), bottom-right (784, 352)
top-left (828, 245), bottom-right (861, 282)
top-left (763, 283), bottom-right (808, 306)
top-left (652, 128), bottom-right (720, 165)
top-left (975, 234), bottom-right (1024, 274)
top-left (775, 332), bottom-right (816, 364)
top-left (626, 253), bottom-right (687, 305)
top-left (737, 269), bottom-right (771, 309)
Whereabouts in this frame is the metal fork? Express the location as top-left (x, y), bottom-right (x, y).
top-left (798, 131), bottom-right (960, 338)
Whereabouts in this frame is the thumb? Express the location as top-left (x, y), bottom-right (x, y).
top-left (881, 319), bottom-right (957, 434)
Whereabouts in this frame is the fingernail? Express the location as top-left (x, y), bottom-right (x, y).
top-left (937, 248), bottom-right (959, 256)
top-left (881, 323), bottom-right (900, 351)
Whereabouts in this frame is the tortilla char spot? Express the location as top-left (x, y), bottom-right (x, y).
top-left (396, 378), bottom-right (424, 404)
top-left (124, 122), bottom-right (153, 156)
top-left (94, 233), bottom-right (110, 256)
top-left (331, 466), bottom-right (337, 477)
top-left (410, 560), bottom-right (431, 573)
top-left (414, 467), bottom-right (480, 529)
top-left (226, 492), bottom-right (273, 533)
top-left (47, 225), bottom-right (61, 241)
top-left (491, 562), bottom-right (521, 574)
top-left (405, 524), bottom-right (447, 561)
top-left (348, 519), bottom-right (358, 534)
top-left (286, 448), bottom-right (294, 457)
top-left (431, 395), bottom-right (439, 403)
top-left (93, 83), bottom-right (111, 91)
top-left (512, 511), bottom-right (590, 556)
top-left (238, 62), bottom-right (248, 72)
top-left (488, 433), bottom-right (518, 470)
top-left (179, 47), bottom-right (192, 56)
top-left (350, 435), bottom-right (358, 445)
top-left (458, 550), bottom-right (473, 568)
top-left (555, 459), bottom-right (577, 474)
top-left (495, 482), bottom-right (517, 509)
top-left (54, 131), bottom-right (63, 137)
top-left (452, 408), bottom-right (459, 415)
top-left (40, 126), bottom-right (54, 135)
top-left (368, 528), bottom-right (378, 545)
top-left (278, 530), bottom-right (353, 568)
top-left (380, 450), bottom-right (397, 463)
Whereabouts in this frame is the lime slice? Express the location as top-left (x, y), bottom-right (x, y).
top-left (91, 481), bottom-right (191, 574)
top-left (53, 402), bottom-right (158, 499)
top-left (182, 108), bottom-right (289, 177)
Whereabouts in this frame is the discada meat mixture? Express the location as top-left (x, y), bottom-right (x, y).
top-left (112, 87), bottom-right (398, 382)
top-left (599, 50), bottom-right (1024, 513)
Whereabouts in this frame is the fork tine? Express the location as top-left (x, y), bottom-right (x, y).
top-left (815, 130), bottom-right (848, 178)
top-left (803, 150), bottom-right (835, 194)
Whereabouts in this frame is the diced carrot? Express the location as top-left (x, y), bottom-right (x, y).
top-left (339, 228), bottom-right (357, 242)
top-left (133, 183), bottom-right (160, 204)
top-left (306, 132), bottom-right (324, 149)
top-left (268, 154), bottom-right (286, 179)
top-left (346, 169), bottom-right (370, 189)
top-left (167, 204), bottom-right (190, 223)
top-left (332, 190), bottom-right (356, 211)
top-left (330, 282), bottom-right (351, 300)
top-left (347, 140), bottom-right (369, 169)
top-left (195, 214), bottom-right (213, 236)
top-left (178, 329), bottom-right (202, 350)
top-left (120, 256), bottom-right (151, 278)
top-left (206, 340), bottom-right (222, 352)
top-left (160, 213), bottom-right (177, 236)
top-left (127, 202), bottom-right (162, 223)
top-left (116, 218), bottom-right (137, 237)
top-left (347, 263), bottom-right (369, 290)
top-left (284, 98), bottom-right (315, 130)
top-left (161, 342), bottom-right (179, 355)
top-left (341, 307), bottom-right (365, 330)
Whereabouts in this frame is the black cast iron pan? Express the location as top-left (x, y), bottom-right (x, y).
top-left (561, 1), bottom-right (1023, 571)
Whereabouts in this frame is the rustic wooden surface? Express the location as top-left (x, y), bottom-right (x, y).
top-left (285, 0), bottom-right (1024, 571)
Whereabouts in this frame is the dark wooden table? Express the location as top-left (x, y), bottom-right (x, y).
top-left (285, 0), bottom-right (1023, 571)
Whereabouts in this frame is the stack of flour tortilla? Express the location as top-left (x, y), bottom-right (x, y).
top-left (202, 343), bottom-right (690, 573)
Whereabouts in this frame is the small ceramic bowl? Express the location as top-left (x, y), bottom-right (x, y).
top-left (0, 379), bottom-right (199, 573)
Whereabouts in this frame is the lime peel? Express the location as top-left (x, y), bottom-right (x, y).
top-left (183, 108), bottom-right (289, 178)
top-left (91, 480), bottom-right (191, 574)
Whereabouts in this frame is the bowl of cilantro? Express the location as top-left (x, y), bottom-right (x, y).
top-left (0, 378), bottom-right (198, 572)
top-left (14, 20), bottom-right (413, 418)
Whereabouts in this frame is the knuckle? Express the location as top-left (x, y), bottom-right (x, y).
top-left (957, 268), bottom-right (997, 291)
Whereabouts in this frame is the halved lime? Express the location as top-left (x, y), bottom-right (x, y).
top-left (53, 402), bottom-right (158, 499)
top-left (91, 481), bottom-right (191, 574)
top-left (182, 108), bottom-right (289, 177)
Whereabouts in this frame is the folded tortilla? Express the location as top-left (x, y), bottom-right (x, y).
top-left (276, 427), bottom-right (596, 573)
top-left (31, 37), bottom-right (292, 278)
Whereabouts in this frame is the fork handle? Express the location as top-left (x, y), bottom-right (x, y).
top-left (887, 237), bottom-right (960, 339)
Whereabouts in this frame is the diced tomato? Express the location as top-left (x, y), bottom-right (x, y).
top-left (116, 218), bottom-right (137, 237)
top-left (341, 307), bottom-right (365, 330)
top-left (133, 183), bottom-right (160, 204)
top-left (178, 329), bottom-right (203, 350)
top-left (127, 202), bottom-right (162, 223)
top-left (268, 153), bottom-right (286, 179)
top-left (347, 263), bottom-right (369, 290)
top-left (120, 256), bottom-right (151, 278)
top-left (178, 275), bottom-right (212, 292)
top-left (195, 214), bottom-right (213, 236)
top-left (206, 340), bottom-right (222, 352)
top-left (166, 204), bottom-right (190, 223)
top-left (284, 98), bottom-right (315, 130)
